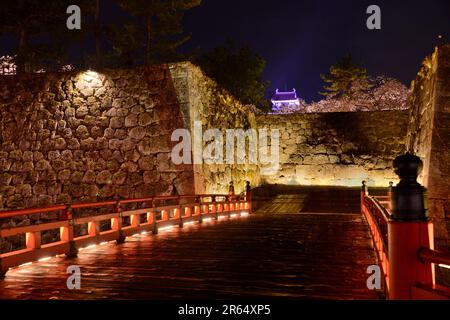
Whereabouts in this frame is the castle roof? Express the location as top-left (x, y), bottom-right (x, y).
top-left (272, 89), bottom-right (298, 101)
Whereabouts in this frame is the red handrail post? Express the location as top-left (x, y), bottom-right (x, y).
top-left (176, 197), bottom-right (183, 228)
top-left (212, 196), bottom-right (218, 220)
top-left (229, 181), bottom-right (235, 201)
top-left (388, 153), bottom-right (434, 300)
top-left (194, 196), bottom-right (201, 223)
top-left (0, 261), bottom-right (5, 279)
top-left (361, 180), bottom-right (368, 214)
top-left (26, 231), bottom-right (41, 250)
top-left (88, 221), bottom-right (100, 238)
top-left (161, 210), bottom-right (169, 221)
top-left (200, 206), bottom-right (205, 224)
top-left (245, 181), bottom-right (252, 214)
top-left (61, 205), bottom-right (78, 258)
top-left (112, 201), bottom-right (126, 244)
top-left (150, 200), bottom-right (158, 234)
top-left (387, 182), bottom-right (393, 211)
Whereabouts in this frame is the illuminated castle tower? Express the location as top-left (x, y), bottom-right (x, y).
top-left (271, 88), bottom-right (301, 112)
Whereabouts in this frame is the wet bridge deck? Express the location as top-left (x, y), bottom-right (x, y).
top-left (0, 186), bottom-right (383, 300)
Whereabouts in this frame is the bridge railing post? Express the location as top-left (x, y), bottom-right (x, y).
top-left (388, 153), bottom-right (434, 300)
top-left (151, 199), bottom-right (158, 234)
top-left (212, 196), bottom-right (218, 220)
top-left (0, 258), bottom-right (4, 279)
top-left (361, 180), bottom-right (368, 214)
top-left (184, 206), bottom-right (191, 218)
top-left (196, 196), bottom-right (203, 223)
top-left (61, 205), bottom-right (78, 258)
top-left (228, 181), bottom-right (235, 201)
top-left (245, 181), bottom-right (253, 214)
top-left (387, 182), bottom-right (393, 211)
top-left (112, 201), bottom-right (126, 244)
top-left (176, 196), bottom-right (183, 228)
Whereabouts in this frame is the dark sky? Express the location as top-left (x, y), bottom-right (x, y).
top-left (1, 0), bottom-right (449, 102)
top-left (182, 0), bottom-right (450, 102)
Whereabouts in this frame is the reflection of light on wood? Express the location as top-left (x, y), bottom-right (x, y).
top-left (19, 262), bottom-right (32, 267)
top-left (0, 192), bottom-right (251, 280)
top-left (38, 257), bottom-right (51, 262)
top-left (159, 226), bottom-right (174, 232)
top-left (439, 264), bottom-right (450, 269)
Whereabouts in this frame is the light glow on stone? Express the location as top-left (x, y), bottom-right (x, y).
top-left (77, 70), bottom-right (103, 86)
top-left (84, 70), bottom-right (98, 79)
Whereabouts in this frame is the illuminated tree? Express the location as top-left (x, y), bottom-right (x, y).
top-left (275, 76), bottom-right (409, 114)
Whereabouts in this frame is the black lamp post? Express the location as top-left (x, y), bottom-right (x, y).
top-left (390, 152), bottom-right (428, 221)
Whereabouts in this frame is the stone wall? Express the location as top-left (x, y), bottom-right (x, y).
top-left (256, 111), bottom-right (408, 187)
top-left (1, 53), bottom-right (446, 221)
top-left (0, 65), bottom-right (195, 211)
top-left (170, 62), bottom-right (260, 195)
top-left (0, 62), bottom-right (262, 213)
top-left (407, 44), bottom-right (450, 249)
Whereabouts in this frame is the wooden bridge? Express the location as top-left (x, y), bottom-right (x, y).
top-left (0, 181), bottom-right (449, 299)
top-left (0, 187), bottom-right (381, 300)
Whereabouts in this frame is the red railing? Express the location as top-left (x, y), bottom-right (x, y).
top-left (361, 192), bottom-right (390, 292)
top-left (0, 193), bottom-right (251, 277)
top-left (361, 182), bottom-right (450, 300)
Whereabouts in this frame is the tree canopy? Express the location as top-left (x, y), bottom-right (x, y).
top-left (115, 0), bottom-right (201, 66)
top-left (0, 0), bottom-right (92, 72)
top-left (196, 41), bottom-right (270, 111)
top-left (0, 0), bottom-right (202, 73)
top-left (320, 54), bottom-right (370, 98)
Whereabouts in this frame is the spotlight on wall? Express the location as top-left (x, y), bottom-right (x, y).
top-left (77, 69), bottom-right (102, 85)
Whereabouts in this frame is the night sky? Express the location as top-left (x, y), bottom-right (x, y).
top-left (1, 0), bottom-right (449, 102)
top-left (182, 0), bottom-right (449, 102)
